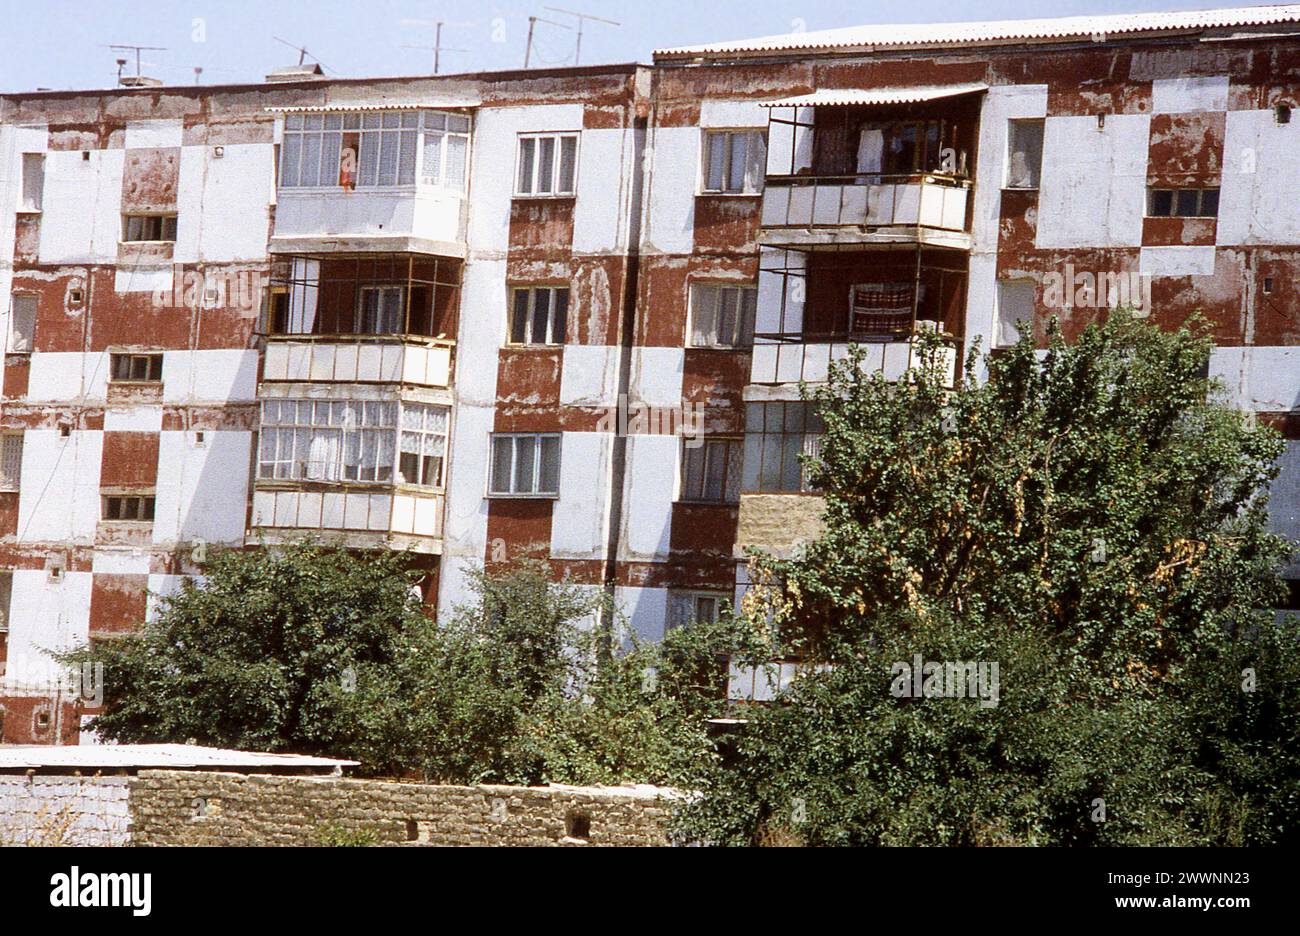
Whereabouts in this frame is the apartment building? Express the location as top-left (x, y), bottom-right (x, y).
top-left (2, 4), bottom-right (1298, 742)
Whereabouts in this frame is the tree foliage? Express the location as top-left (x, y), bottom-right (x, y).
top-left (675, 314), bottom-right (1299, 845)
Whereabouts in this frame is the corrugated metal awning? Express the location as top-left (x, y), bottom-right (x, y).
top-left (0, 743), bottom-right (358, 773)
top-left (265, 101), bottom-right (477, 114)
top-left (761, 83), bottom-right (988, 108)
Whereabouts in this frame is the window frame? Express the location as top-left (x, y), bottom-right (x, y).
top-left (488, 432), bottom-right (562, 498)
top-left (668, 588), bottom-right (729, 630)
top-left (101, 492), bottom-right (156, 523)
top-left (121, 213), bottom-right (178, 243)
top-left (701, 129), bottom-right (767, 194)
top-left (995, 279), bottom-right (1036, 349)
top-left (508, 286), bottom-right (570, 347)
top-left (7, 293), bottom-right (37, 354)
top-left (397, 403), bottom-right (451, 490)
top-left (1005, 118), bottom-right (1045, 190)
top-left (20, 153), bottom-right (44, 213)
top-left (742, 401), bottom-right (824, 494)
top-left (688, 282), bottom-right (757, 349)
top-left (514, 132), bottom-right (579, 197)
top-left (0, 433), bottom-right (23, 493)
top-left (1146, 186), bottom-right (1221, 219)
top-left (679, 436), bottom-right (744, 504)
top-left (109, 352), bottom-right (164, 383)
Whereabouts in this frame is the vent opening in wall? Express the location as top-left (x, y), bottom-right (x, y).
top-left (1277, 104), bottom-right (1292, 125)
top-left (58, 424), bottom-right (71, 439)
top-left (81, 151), bottom-right (90, 162)
top-left (564, 809), bottom-right (591, 841)
top-left (1264, 276), bottom-right (1275, 295)
top-left (68, 287), bottom-right (84, 305)
top-left (47, 558), bottom-right (65, 582)
top-left (194, 430), bottom-right (206, 447)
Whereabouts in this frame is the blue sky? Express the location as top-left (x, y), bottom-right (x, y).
top-left (0, 0), bottom-right (1259, 92)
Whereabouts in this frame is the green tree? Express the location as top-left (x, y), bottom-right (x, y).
top-left (59, 542), bottom-right (427, 755)
top-left (675, 314), bottom-right (1298, 845)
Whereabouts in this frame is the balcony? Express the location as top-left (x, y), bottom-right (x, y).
top-left (250, 486), bottom-right (446, 554)
top-left (262, 253), bottom-right (460, 391)
top-left (760, 84), bottom-right (983, 248)
top-left (270, 108), bottom-right (471, 257)
top-left (760, 172), bottom-right (971, 247)
top-left (748, 244), bottom-right (966, 392)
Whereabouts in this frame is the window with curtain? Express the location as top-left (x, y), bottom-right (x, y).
top-left (702, 130), bottom-right (766, 193)
top-left (258, 399), bottom-right (400, 483)
top-left (398, 404), bottom-right (449, 488)
top-left (689, 284), bottom-right (757, 348)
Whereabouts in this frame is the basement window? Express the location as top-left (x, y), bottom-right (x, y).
top-left (122, 213), bottom-right (178, 242)
top-left (701, 129), bottom-right (766, 194)
top-left (515, 132), bottom-right (578, 196)
top-left (110, 352), bottom-right (164, 382)
top-left (680, 437), bottom-right (743, 504)
top-left (103, 494), bottom-right (156, 522)
top-left (7, 293), bottom-right (36, 353)
top-left (489, 433), bottom-right (561, 497)
top-left (1147, 187), bottom-right (1220, 219)
top-left (509, 287), bottom-right (569, 346)
top-left (0, 434), bottom-right (23, 492)
top-left (689, 284), bottom-right (757, 349)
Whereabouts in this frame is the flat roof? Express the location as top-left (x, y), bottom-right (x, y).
top-left (0, 743), bottom-right (357, 774)
top-left (656, 3), bottom-right (1300, 58)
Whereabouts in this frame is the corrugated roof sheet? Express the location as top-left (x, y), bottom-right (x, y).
top-left (760, 83), bottom-right (988, 107)
top-left (266, 101), bottom-right (478, 113)
top-left (0, 744), bottom-right (357, 772)
top-left (655, 4), bottom-right (1300, 57)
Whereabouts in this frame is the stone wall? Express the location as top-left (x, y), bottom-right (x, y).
top-left (0, 775), bottom-right (132, 846)
top-left (127, 771), bottom-right (677, 846)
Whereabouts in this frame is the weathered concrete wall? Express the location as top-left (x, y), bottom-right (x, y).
top-left (735, 493), bottom-right (825, 557)
top-left (127, 770), bottom-right (676, 847)
top-left (0, 774), bottom-right (131, 845)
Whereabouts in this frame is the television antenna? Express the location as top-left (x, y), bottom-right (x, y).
top-left (543, 7), bottom-right (620, 65)
top-left (103, 44), bottom-right (168, 85)
top-left (272, 36), bottom-right (334, 75)
top-left (524, 15), bottom-right (571, 68)
top-left (400, 18), bottom-right (472, 74)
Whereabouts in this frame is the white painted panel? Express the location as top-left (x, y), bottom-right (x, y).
top-left (125, 120), bottom-right (183, 150)
top-left (550, 432), bottom-right (611, 559)
top-left (620, 434), bottom-right (677, 562)
top-left (153, 430), bottom-right (251, 546)
top-left (629, 347), bottom-right (683, 407)
top-left (103, 405), bottom-right (163, 432)
top-left (113, 266), bottom-right (173, 294)
top-left (1036, 114), bottom-right (1148, 248)
top-left (3, 571), bottom-right (93, 686)
top-left (1218, 109), bottom-right (1300, 246)
top-left (1209, 347), bottom-right (1300, 412)
top-left (1139, 246), bottom-right (1217, 276)
top-left (971, 84), bottom-right (1049, 252)
top-left (615, 585), bottom-right (669, 645)
top-left (391, 494), bottom-right (415, 534)
top-left (643, 126), bottom-right (698, 254)
top-left (1151, 76), bottom-right (1229, 115)
top-left (26, 352), bottom-right (110, 402)
top-left (750, 344), bottom-right (778, 383)
top-left (162, 349), bottom-right (258, 403)
top-left (145, 574), bottom-right (189, 622)
top-left (38, 149), bottom-right (125, 263)
top-left (356, 344), bottom-right (383, 381)
top-left (367, 493), bottom-right (390, 531)
top-left (91, 550), bottom-right (151, 575)
top-left (413, 494), bottom-right (440, 537)
top-left (174, 143), bottom-right (274, 263)
top-left (321, 492), bottom-right (345, 528)
top-left (573, 127), bottom-right (631, 254)
top-left (16, 430), bottom-right (102, 543)
top-left (298, 491), bottom-right (323, 528)
top-left (559, 344), bottom-right (619, 406)
top-left (700, 100), bottom-right (770, 129)
top-left (309, 344), bottom-right (335, 381)
top-left (333, 343), bottom-right (359, 382)
top-left (251, 490), bottom-right (275, 527)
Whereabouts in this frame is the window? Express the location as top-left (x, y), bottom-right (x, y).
top-left (516, 133), bottom-right (578, 196)
top-left (680, 437), bottom-right (743, 503)
top-left (398, 404), bottom-right (450, 488)
top-left (702, 130), bottom-right (766, 193)
top-left (489, 433), bottom-right (561, 496)
top-left (857, 120), bottom-right (949, 176)
top-left (358, 286), bottom-right (405, 335)
top-left (1006, 119), bottom-right (1044, 189)
top-left (280, 111), bottom-right (454, 189)
top-left (0, 571), bottom-right (11, 632)
top-left (690, 284), bottom-right (756, 348)
top-left (742, 402), bottom-right (824, 493)
top-left (20, 154), bottom-right (43, 211)
top-left (668, 589), bottom-right (728, 630)
top-left (421, 112), bottom-right (471, 189)
top-left (102, 494), bottom-right (155, 522)
top-left (510, 287), bottom-right (569, 346)
top-left (996, 281), bottom-right (1035, 348)
top-left (1147, 187), bottom-right (1220, 218)
top-left (0, 434), bottom-right (22, 492)
top-left (259, 399), bottom-right (410, 483)
top-left (122, 214), bottom-right (177, 242)
top-left (7, 294), bottom-right (36, 353)
top-left (110, 352), bottom-right (163, 382)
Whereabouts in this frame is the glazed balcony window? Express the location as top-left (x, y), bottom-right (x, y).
top-left (279, 111), bottom-right (470, 190)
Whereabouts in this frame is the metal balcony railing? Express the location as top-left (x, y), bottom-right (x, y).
top-left (761, 172), bottom-right (972, 233)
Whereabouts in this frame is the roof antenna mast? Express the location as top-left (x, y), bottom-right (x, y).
top-left (543, 7), bottom-right (621, 65)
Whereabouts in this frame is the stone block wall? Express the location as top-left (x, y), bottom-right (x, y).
top-left (127, 771), bottom-right (677, 846)
top-left (0, 775), bottom-right (132, 846)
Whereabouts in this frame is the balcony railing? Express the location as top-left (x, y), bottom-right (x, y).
top-left (250, 485), bottom-right (445, 552)
top-left (760, 172), bottom-right (971, 235)
top-left (261, 335), bottom-right (454, 388)
top-left (749, 327), bottom-right (957, 386)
